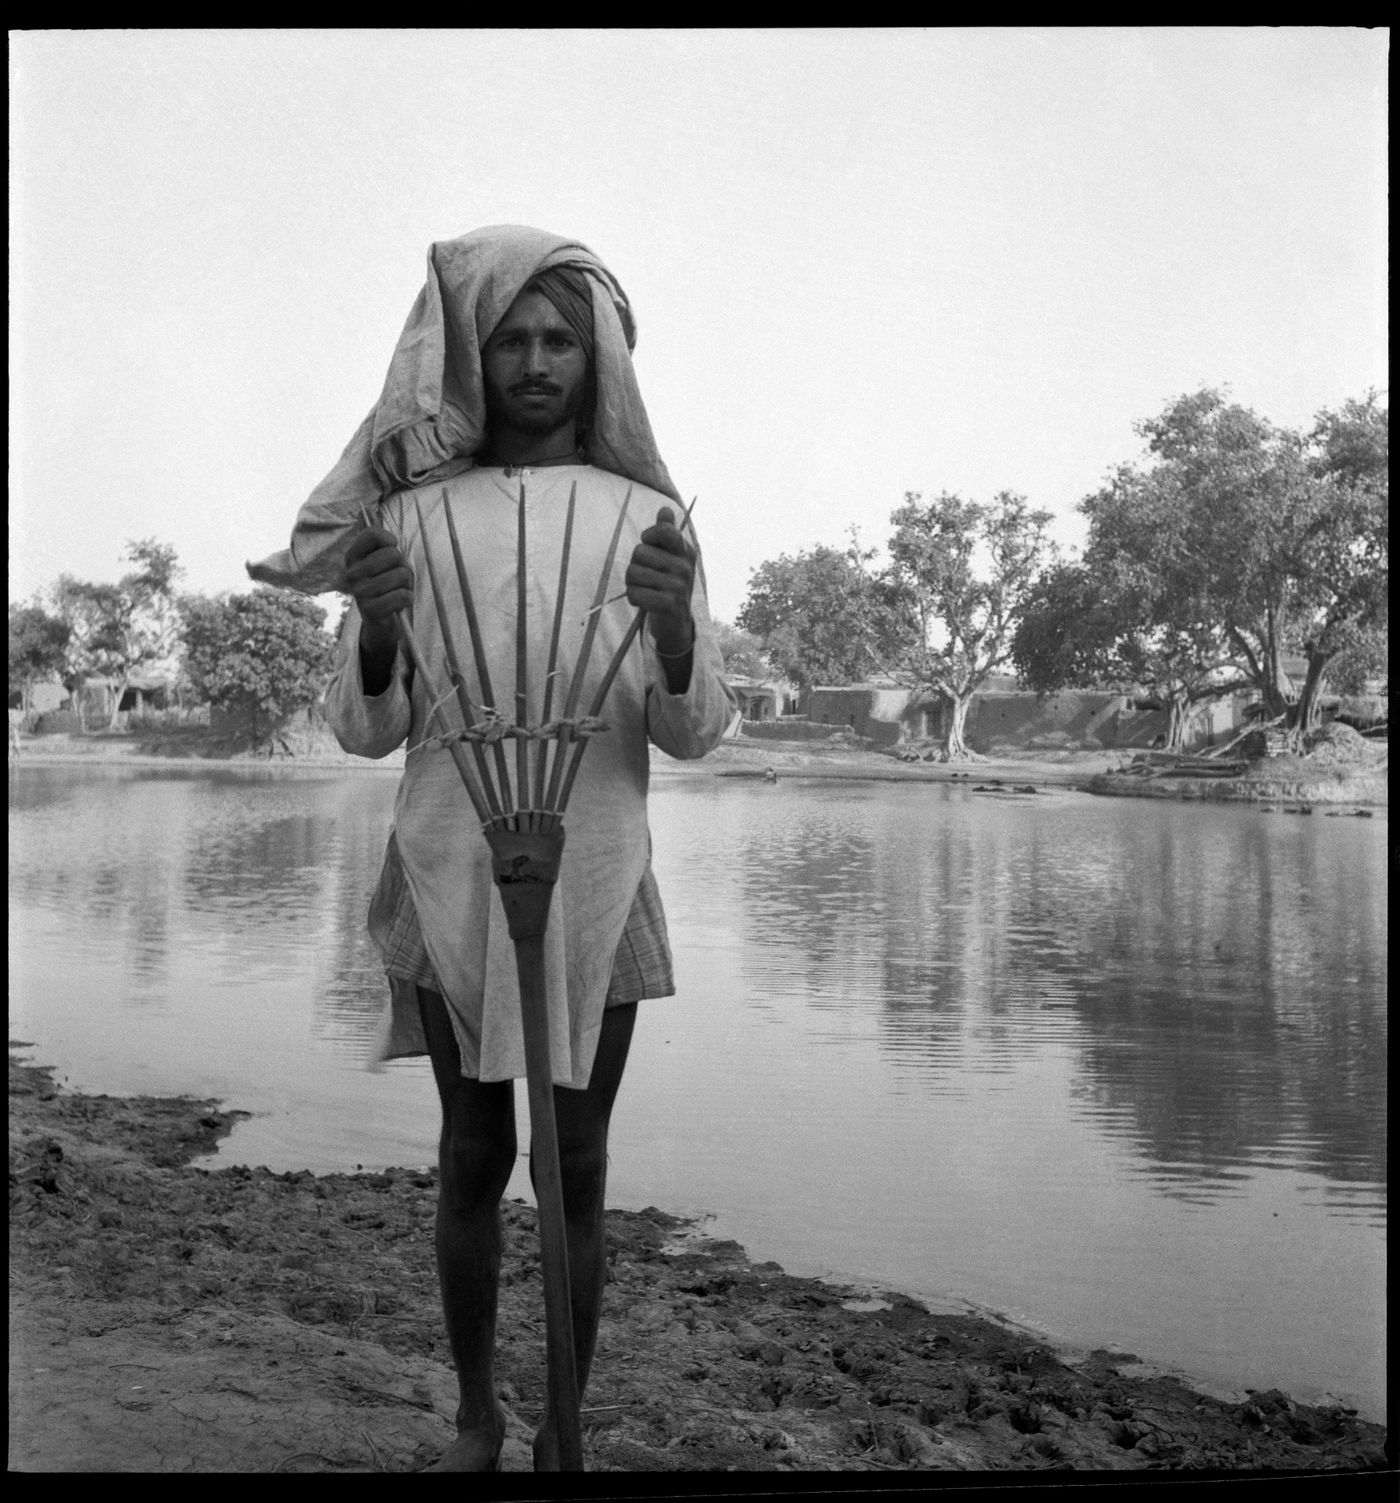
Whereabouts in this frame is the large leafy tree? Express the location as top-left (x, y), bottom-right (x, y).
top-left (1013, 482), bottom-right (1246, 752)
top-left (712, 620), bottom-right (774, 681)
top-left (886, 490), bottom-right (1055, 759)
top-left (180, 588), bottom-right (336, 750)
top-left (1287, 395), bottom-right (1388, 734)
top-left (736, 536), bottom-right (909, 692)
top-left (1136, 387), bottom-right (1335, 721)
top-left (1135, 390), bottom-right (1303, 720)
top-left (51, 539), bottom-right (185, 730)
top-left (1014, 389), bottom-right (1387, 751)
top-left (8, 604), bottom-right (71, 715)
top-left (1012, 562), bottom-right (1124, 696)
top-left (1127, 388), bottom-right (1387, 736)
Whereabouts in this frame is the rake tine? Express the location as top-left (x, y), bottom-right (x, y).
top-left (543, 485), bottom-right (633, 815)
top-left (555, 609), bottom-right (646, 815)
top-left (563, 484), bottom-right (634, 719)
top-left (578, 496), bottom-right (698, 622)
top-left (533, 481), bottom-right (577, 821)
top-left (412, 496), bottom-right (506, 822)
top-left (398, 618), bottom-right (492, 826)
top-left (442, 491), bottom-right (516, 821)
top-left (515, 482), bottom-right (532, 831)
top-left (554, 498), bottom-right (698, 813)
top-left (356, 503), bottom-right (494, 827)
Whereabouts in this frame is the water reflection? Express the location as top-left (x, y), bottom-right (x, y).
top-left (11, 767), bottom-right (1385, 1216)
top-left (710, 780), bottom-right (1386, 1218)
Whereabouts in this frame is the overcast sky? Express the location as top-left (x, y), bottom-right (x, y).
top-left (10, 28), bottom-right (1388, 625)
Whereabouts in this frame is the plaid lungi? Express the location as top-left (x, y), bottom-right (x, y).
top-left (369, 832), bottom-right (674, 1006)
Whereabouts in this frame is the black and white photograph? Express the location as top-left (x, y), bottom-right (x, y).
top-left (9, 27), bottom-right (1388, 1475)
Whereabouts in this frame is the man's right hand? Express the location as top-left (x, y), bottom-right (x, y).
top-left (344, 525), bottom-right (413, 682)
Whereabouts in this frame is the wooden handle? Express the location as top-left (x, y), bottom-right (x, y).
top-left (513, 931), bottom-right (584, 1471)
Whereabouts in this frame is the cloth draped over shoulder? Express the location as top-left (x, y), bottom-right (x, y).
top-left (247, 224), bottom-right (681, 595)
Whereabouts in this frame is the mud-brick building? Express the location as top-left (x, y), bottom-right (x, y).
top-left (728, 676), bottom-right (801, 724)
top-left (803, 683), bottom-right (911, 747)
top-left (796, 681), bottom-right (1255, 754)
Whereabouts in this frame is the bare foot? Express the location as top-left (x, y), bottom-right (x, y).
top-left (423, 1404), bottom-right (507, 1472)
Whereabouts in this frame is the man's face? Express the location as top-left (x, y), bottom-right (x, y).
top-left (482, 289), bottom-right (591, 441)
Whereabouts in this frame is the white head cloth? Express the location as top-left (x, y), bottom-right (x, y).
top-left (247, 224), bottom-right (680, 594)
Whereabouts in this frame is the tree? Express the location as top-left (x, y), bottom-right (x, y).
top-left (886, 491), bottom-right (1056, 759)
top-left (1015, 388), bottom-right (1387, 752)
top-left (50, 578), bottom-right (128, 728)
top-left (1286, 395), bottom-right (1388, 735)
top-left (1082, 464), bottom-right (1251, 750)
top-left (8, 605), bottom-right (71, 716)
top-left (736, 536), bottom-right (910, 692)
top-left (712, 620), bottom-right (773, 681)
top-left (1013, 550), bottom-right (1241, 754)
top-left (1128, 388), bottom-right (1388, 740)
top-left (1011, 562), bottom-right (1126, 697)
top-left (180, 588), bottom-right (336, 750)
top-left (1135, 390), bottom-right (1303, 720)
top-left (51, 539), bottom-right (185, 730)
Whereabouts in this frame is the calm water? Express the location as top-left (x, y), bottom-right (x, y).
top-left (8, 761), bottom-right (1387, 1419)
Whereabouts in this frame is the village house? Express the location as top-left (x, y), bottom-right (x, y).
top-left (10, 673), bottom-right (182, 730)
top-left (727, 675), bottom-right (800, 724)
top-left (778, 676), bottom-right (1264, 754)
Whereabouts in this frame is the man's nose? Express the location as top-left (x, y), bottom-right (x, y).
top-left (522, 337), bottom-right (551, 376)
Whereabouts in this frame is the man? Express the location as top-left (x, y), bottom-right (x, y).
top-left (248, 226), bottom-right (734, 1471)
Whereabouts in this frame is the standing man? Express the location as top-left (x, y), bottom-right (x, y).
top-left (248, 226), bottom-right (734, 1471)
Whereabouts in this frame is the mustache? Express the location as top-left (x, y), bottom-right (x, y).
top-left (509, 380), bottom-right (562, 396)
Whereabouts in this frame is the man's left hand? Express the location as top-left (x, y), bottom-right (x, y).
top-left (626, 507), bottom-right (696, 657)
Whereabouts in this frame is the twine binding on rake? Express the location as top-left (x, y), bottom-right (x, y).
top-left (357, 484), bottom-right (695, 832)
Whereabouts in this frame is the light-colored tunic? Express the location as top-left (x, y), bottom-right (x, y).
top-left (325, 463), bottom-right (735, 1088)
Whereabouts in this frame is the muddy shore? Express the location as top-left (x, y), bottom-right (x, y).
top-left (9, 1047), bottom-right (1390, 1475)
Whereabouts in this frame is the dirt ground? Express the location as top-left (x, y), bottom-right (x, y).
top-left (9, 1048), bottom-right (1390, 1477)
top-left (706, 725), bottom-right (1387, 806)
top-left (11, 720), bottom-right (1387, 808)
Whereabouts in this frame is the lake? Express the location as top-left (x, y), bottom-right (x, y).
top-left (7, 759), bottom-right (1387, 1420)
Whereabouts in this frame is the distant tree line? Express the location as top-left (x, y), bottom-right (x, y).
top-left (9, 544), bottom-right (335, 749)
top-left (733, 387), bottom-right (1387, 756)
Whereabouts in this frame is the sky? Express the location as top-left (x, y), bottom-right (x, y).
top-left (9, 27), bottom-right (1389, 627)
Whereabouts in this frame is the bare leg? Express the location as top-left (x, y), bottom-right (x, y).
top-left (417, 986), bottom-right (515, 1472)
top-left (532, 1002), bottom-right (637, 1471)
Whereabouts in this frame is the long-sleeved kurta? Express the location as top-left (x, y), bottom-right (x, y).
top-left (326, 463), bottom-right (735, 1088)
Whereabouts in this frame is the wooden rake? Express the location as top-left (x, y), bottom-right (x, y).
top-left (360, 483), bottom-right (694, 1471)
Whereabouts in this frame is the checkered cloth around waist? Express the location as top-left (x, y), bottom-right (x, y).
top-left (369, 832), bottom-right (674, 1006)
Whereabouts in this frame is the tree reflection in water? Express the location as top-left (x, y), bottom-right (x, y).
top-left (722, 780), bottom-right (1385, 1210)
